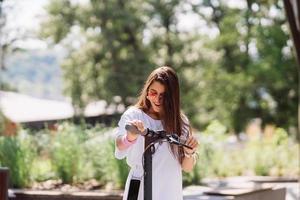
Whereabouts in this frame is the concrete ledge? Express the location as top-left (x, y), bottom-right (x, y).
top-left (184, 186), bottom-right (287, 200)
top-left (9, 189), bottom-right (123, 200)
top-left (233, 187), bottom-right (286, 200)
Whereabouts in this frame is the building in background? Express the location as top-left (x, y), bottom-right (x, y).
top-left (0, 90), bottom-right (123, 135)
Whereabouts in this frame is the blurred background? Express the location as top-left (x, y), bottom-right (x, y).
top-left (0, 0), bottom-right (298, 198)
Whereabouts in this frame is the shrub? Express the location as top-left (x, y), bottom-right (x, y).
top-left (184, 121), bottom-right (299, 185)
top-left (3, 121), bottom-right (297, 189)
top-left (0, 130), bottom-right (37, 188)
top-left (0, 110), bottom-right (5, 135)
top-left (50, 123), bottom-right (85, 184)
top-left (83, 128), bottom-right (129, 188)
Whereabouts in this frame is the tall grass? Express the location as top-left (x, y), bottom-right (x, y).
top-left (0, 111), bottom-right (5, 134)
top-left (0, 130), bottom-right (37, 188)
top-left (49, 123), bottom-right (129, 187)
top-left (50, 123), bottom-right (85, 184)
top-left (183, 120), bottom-right (299, 186)
top-left (0, 121), bottom-right (297, 189)
top-left (83, 128), bottom-right (129, 188)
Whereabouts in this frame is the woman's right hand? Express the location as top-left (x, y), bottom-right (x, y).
top-left (127, 120), bottom-right (145, 141)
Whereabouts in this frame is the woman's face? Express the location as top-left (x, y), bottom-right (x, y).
top-left (147, 81), bottom-right (166, 113)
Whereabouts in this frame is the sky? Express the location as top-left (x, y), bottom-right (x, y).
top-left (1, 0), bottom-right (249, 50)
top-left (0, 0), bottom-right (262, 100)
top-left (1, 0), bottom-right (49, 49)
top-left (1, 0), bottom-right (220, 50)
top-left (4, 0), bottom-right (48, 29)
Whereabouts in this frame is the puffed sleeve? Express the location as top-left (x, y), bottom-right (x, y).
top-left (180, 113), bottom-right (191, 141)
top-left (114, 107), bottom-right (140, 159)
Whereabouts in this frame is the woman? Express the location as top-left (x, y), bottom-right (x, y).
top-left (115, 66), bottom-right (198, 200)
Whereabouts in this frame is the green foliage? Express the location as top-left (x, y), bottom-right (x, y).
top-left (42, 0), bottom-right (153, 109)
top-left (29, 129), bottom-right (56, 182)
top-left (0, 110), bottom-right (5, 135)
top-left (203, 120), bottom-right (228, 140)
top-left (272, 128), bottom-right (289, 145)
top-left (50, 123), bottom-right (85, 184)
top-left (40, 0), bottom-right (298, 134)
top-left (244, 127), bottom-right (298, 176)
top-left (40, 123), bottom-right (129, 188)
top-left (0, 131), bottom-right (37, 188)
top-left (197, 0), bottom-right (298, 132)
top-left (84, 135), bottom-right (129, 188)
top-left (114, 155), bottom-right (129, 188)
top-left (183, 120), bottom-right (299, 184)
top-left (40, 0), bottom-right (77, 43)
top-left (0, 122), bottom-right (298, 189)
top-left (31, 159), bottom-right (54, 182)
top-left (197, 121), bottom-right (298, 179)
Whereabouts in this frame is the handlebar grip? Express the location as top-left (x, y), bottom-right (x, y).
top-left (125, 124), bottom-right (147, 135)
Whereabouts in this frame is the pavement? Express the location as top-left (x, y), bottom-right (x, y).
top-left (183, 177), bottom-right (299, 200)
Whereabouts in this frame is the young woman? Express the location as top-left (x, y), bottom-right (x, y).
top-left (115, 66), bottom-right (198, 200)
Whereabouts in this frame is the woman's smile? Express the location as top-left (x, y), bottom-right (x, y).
top-left (147, 81), bottom-right (165, 113)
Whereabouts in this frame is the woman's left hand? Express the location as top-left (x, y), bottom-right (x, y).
top-left (183, 135), bottom-right (198, 155)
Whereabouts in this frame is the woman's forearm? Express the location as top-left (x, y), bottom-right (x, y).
top-left (181, 154), bottom-right (196, 172)
top-left (116, 134), bottom-right (137, 151)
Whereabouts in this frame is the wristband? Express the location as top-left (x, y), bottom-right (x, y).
top-left (184, 151), bottom-right (197, 165)
top-left (184, 151), bottom-right (196, 158)
top-left (122, 134), bottom-right (137, 148)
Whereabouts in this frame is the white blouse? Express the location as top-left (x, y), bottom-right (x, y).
top-left (115, 106), bottom-right (183, 200)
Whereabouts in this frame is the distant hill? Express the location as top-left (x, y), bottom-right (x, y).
top-left (2, 49), bottom-right (66, 100)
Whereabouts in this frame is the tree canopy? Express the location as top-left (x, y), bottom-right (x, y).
top-left (40, 0), bottom-right (298, 134)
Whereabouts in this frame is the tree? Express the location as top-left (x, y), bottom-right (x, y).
top-left (41, 0), bottom-right (153, 114)
top-left (41, 0), bottom-right (297, 134)
top-left (191, 0), bottom-right (298, 133)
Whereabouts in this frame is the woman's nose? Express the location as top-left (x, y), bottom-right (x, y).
top-left (155, 95), bottom-right (163, 103)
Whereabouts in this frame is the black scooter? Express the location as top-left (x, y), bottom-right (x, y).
top-left (125, 124), bottom-right (193, 200)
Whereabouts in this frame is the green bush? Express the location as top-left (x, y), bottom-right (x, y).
top-left (50, 123), bottom-right (85, 184)
top-left (0, 130), bottom-right (37, 188)
top-left (184, 121), bottom-right (299, 185)
top-left (31, 158), bottom-right (54, 182)
top-left (244, 128), bottom-right (299, 177)
top-left (48, 123), bottom-right (129, 187)
top-left (83, 128), bottom-right (129, 188)
top-left (0, 110), bottom-right (5, 135)
top-left (2, 121), bottom-right (297, 189)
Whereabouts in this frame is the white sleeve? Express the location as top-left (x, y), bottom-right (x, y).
top-left (181, 114), bottom-right (191, 139)
top-left (114, 107), bottom-right (139, 159)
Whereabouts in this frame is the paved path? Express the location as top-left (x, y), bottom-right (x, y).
top-left (183, 182), bottom-right (299, 200)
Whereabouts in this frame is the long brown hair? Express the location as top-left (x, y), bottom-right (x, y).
top-left (135, 66), bottom-right (189, 163)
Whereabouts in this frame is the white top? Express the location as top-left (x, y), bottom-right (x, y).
top-left (115, 107), bottom-right (184, 200)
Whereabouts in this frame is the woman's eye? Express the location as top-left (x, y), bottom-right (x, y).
top-left (148, 91), bottom-right (157, 97)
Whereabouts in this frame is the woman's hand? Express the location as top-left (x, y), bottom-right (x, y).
top-left (183, 135), bottom-right (198, 155)
top-left (127, 120), bottom-right (145, 141)
top-left (182, 135), bottom-right (199, 172)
